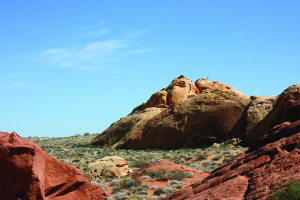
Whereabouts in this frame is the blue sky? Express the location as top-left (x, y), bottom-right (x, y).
top-left (1, 1), bottom-right (299, 138)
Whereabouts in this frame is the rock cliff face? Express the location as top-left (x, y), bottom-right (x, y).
top-left (90, 75), bottom-right (300, 149)
top-left (165, 120), bottom-right (300, 200)
top-left (0, 132), bottom-right (107, 200)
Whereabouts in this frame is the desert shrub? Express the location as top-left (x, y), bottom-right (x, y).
top-left (153, 188), bottom-right (165, 196)
top-left (212, 153), bottom-right (223, 161)
top-left (121, 179), bottom-right (140, 189)
top-left (84, 132), bottom-right (90, 136)
top-left (113, 192), bottom-right (128, 200)
top-left (150, 185), bottom-right (158, 190)
top-left (168, 180), bottom-right (184, 189)
top-left (185, 172), bottom-right (194, 178)
top-left (164, 187), bottom-right (175, 194)
top-left (271, 179), bottom-right (300, 200)
top-left (141, 184), bottom-right (150, 190)
top-left (223, 157), bottom-right (232, 163)
top-left (170, 171), bottom-right (187, 181)
top-left (128, 194), bottom-right (140, 200)
top-left (134, 187), bottom-right (149, 195)
top-left (141, 175), bottom-right (151, 179)
top-left (130, 160), bottom-right (150, 168)
top-left (111, 186), bottom-right (123, 194)
top-left (195, 152), bottom-right (207, 161)
top-left (99, 184), bottom-right (108, 191)
top-left (111, 178), bottom-right (126, 186)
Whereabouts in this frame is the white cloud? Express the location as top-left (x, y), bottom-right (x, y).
top-left (124, 29), bottom-right (149, 38)
top-left (38, 25), bottom-right (153, 71)
top-left (40, 40), bottom-right (128, 71)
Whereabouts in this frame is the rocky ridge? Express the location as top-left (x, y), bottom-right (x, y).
top-left (165, 120), bottom-right (300, 200)
top-left (90, 76), bottom-right (300, 149)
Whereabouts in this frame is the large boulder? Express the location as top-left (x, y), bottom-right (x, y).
top-left (165, 120), bottom-right (300, 200)
top-left (84, 156), bottom-right (132, 181)
top-left (0, 132), bottom-right (107, 200)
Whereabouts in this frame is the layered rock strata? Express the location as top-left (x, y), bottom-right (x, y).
top-left (165, 120), bottom-right (300, 200)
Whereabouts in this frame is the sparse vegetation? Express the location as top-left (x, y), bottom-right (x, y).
top-left (23, 134), bottom-right (249, 199)
top-left (271, 179), bottom-right (300, 200)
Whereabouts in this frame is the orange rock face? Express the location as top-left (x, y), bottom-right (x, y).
top-left (0, 132), bottom-right (107, 200)
top-left (166, 75), bottom-right (199, 105)
top-left (165, 120), bottom-right (300, 200)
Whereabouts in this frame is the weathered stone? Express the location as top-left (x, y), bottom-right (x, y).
top-left (166, 75), bottom-right (199, 105)
top-left (145, 90), bottom-right (168, 108)
top-left (165, 120), bottom-right (300, 200)
top-left (195, 77), bottom-right (220, 93)
top-left (84, 156), bottom-right (132, 181)
top-left (0, 132), bottom-right (107, 200)
top-left (91, 81), bottom-right (251, 149)
top-left (246, 83), bottom-right (300, 144)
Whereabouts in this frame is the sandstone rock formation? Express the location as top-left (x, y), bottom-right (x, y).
top-left (84, 156), bottom-right (132, 181)
top-left (0, 132), bottom-right (107, 200)
top-left (91, 75), bottom-right (300, 149)
top-left (165, 120), bottom-right (300, 200)
top-left (246, 83), bottom-right (300, 144)
top-left (130, 160), bottom-right (202, 179)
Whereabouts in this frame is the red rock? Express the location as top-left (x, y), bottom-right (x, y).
top-left (0, 132), bottom-right (107, 200)
top-left (129, 160), bottom-right (202, 178)
top-left (195, 77), bottom-right (220, 93)
top-left (165, 120), bottom-right (300, 200)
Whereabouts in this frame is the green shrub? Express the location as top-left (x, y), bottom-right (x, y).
top-left (113, 192), bottom-right (128, 200)
top-left (271, 179), bottom-right (300, 200)
top-left (111, 186), bottom-right (123, 194)
top-left (212, 153), bottom-right (223, 161)
top-left (134, 187), bottom-right (149, 195)
top-left (153, 188), bottom-right (165, 196)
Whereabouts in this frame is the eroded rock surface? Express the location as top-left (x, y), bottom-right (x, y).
top-left (0, 132), bottom-right (107, 200)
top-left (165, 120), bottom-right (300, 200)
top-left (91, 75), bottom-right (300, 149)
top-left (84, 156), bottom-right (132, 181)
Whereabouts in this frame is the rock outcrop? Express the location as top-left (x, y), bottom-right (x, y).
top-left (130, 160), bottom-right (202, 179)
top-left (90, 75), bottom-right (300, 149)
top-left (0, 132), bottom-right (107, 200)
top-left (84, 156), bottom-right (132, 181)
top-left (165, 120), bottom-right (300, 200)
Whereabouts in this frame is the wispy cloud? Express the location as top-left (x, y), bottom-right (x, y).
top-left (38, 25), bottom-right (153, 71)
top-left (0, 82), bottom-right (26, 91)
top-left (124, 29), bottom-right (149, 38)
top-left (123, 49), bottom-right (155, 55)
top-left (84, 29), bottom-right (109, 38)
top-left (41, 40), bottom-right (128, 71)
